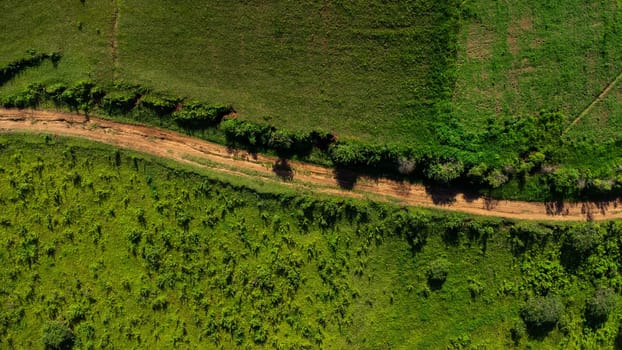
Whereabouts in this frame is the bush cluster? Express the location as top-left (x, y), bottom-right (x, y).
top-left (41, 321), bottom-right (74, 350)
top-left (221, 119), bottom-right (333, 157)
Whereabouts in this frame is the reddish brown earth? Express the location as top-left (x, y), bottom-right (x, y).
top-left (1, 108), bottom-right (620, 221)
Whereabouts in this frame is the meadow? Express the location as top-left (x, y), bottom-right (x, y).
top-left (1, 134), bottom-right (622, 349)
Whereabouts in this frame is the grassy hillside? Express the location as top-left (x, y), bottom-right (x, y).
top-left (2, 135), bottom-right (622, 349)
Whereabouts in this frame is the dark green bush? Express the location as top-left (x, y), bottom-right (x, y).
top-left (328, 142), bottom-right (400, 172)
top-left (140, 94), bottom-right (178, 116)
top-left (102, 90), bottom-right (139, 114)
top-left (173, 102), bottom-right (232, 129)
top-left (427, 258), bottom-right (450, 289)
top-left (585, 288), bottom-right (616, 328)
top-left (41, 321), bottom-right (75, 350)
top-left (561, 223), bottom-right (603, 270)
top-left (520, 296), bottom-right (564, 336)
top-left (60, 80), bottom-right (102, 112)
top-left (221, 119), bottom-right (271, 147)
top-left (2, 83), bottom-right (45, 108)
top-left (45, 83), bottom-right (68, 106)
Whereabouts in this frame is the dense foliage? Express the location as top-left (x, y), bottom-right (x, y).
top-left (1, 135), bottom-right (622, 348)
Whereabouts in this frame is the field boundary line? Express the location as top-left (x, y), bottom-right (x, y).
top-left (565, 69), bottom-right (622, 133)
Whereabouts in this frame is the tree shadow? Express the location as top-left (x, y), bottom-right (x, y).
top-left (272, 158), bottom-right (294, 181)
top-left (225, 147), bottom-right (258, 162)
top-left (334, 167), bottom-right (358, 190)
top-left (545, 200), bottom-right (568, 216)
top-left (427, 278), bottom-right (446, 291)
top-left (423, 184), bottom-right (459, 205)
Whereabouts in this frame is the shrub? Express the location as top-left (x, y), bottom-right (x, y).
top-left (41, 321), bottom-right (75, 350)
top-left (585, 288), bottom-right (616, 328)
top-left (173, 102), bottom-right (232, 129)
top-left (45, 83), bottom-right (68, 106)
top-left (60, 80), bottom-right (102, 112)
top-left (561, 223), bottom-right (602, 270)
top-left (427, 258), bottom-right (450, 289)
top-left (510, 321), bottom-right (525, 345)
top-left (426, 159), bottom-right (464, 184)
top-left (140, 94), bottom-right (178, 116)
top-left (102, 90), bottom-right (139, 114)
top-left (397, 157), bottom-right (416, 175)
top-left (221, 119), bottom-right (271, 147)
top-left (520, 296), bottom-right (564, 336)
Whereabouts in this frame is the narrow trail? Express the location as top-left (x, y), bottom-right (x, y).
top-left (1, 108), bottom-right (621, 221)
top-left (565, 69), bottom-right (622, 133)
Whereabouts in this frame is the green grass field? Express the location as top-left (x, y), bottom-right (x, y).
top-left (453, 0), bottom-right (622, 131)
top-left (0, 0), bottom-right (458, 145)
top-left (0, 1), bottom-right (114, 84)
top-left (2, 135), bottom-right (622, 349)
top-left (116, 0), bottom-right (457, 145)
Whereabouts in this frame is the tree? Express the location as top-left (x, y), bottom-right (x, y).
top-left (427, 258), bottom-right (450, 289)
top-left (426, 159), bottom-right (464, 184)
top-left (585, 288), bottom-right (616, 328)
top-left (42, 322), bottom-right (75, 350)
top-left (520, 296), bottom-right (564, 336)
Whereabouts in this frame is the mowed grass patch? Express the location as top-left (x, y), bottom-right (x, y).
top-left (116, 0), bottom-right (457, 144)
top-left (0, 0), bottom-right (114, 93)
top-left (453, 0), bottom-right (622, 131)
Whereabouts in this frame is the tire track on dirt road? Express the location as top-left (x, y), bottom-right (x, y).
top-left (1, 108), bottom-right (621, 221)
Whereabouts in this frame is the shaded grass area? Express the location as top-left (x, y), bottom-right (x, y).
top-left (2, 135), bottom-right (622, 348)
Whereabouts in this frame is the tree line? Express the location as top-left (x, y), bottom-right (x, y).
top-left (1, 75), bottom-right (622, 201)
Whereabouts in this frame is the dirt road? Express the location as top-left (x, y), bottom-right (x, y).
top-left (0, 108), bottom-right (620, 221)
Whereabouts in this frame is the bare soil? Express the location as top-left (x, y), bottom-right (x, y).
top-left (1, 108), bottom-right (620, 221)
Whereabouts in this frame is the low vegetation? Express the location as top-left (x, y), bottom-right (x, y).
top-left (2, 1), bottom-right (622, 348)
top-left (1, 135), bottom-right (622, 348)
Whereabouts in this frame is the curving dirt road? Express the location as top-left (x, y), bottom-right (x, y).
top-left (0, 108), bottom-right (620, 222)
